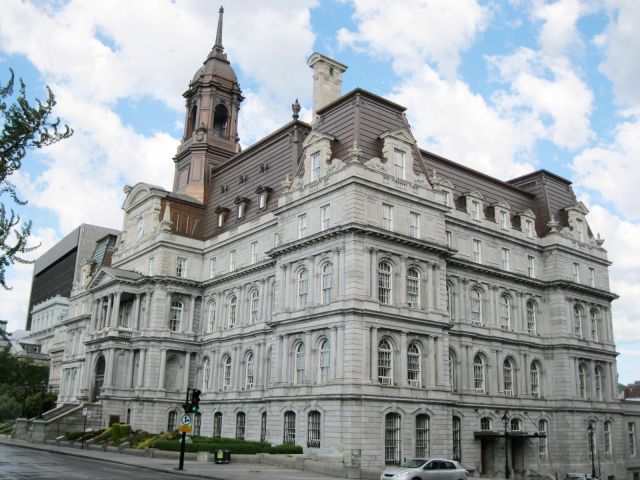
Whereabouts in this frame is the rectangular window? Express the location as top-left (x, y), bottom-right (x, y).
top-left (437, 190), bottom-right (451, 207)
top-left (415, 415), bottom-right (430, 458)
top-left (149, 257), bottom-right (155, 276)
top-left (573, 262), bottom-right (580, 283)
top-left (176, 257), bottom-right (187, 278)
top-left (589, 268), bottom-right (595, 287)
top-left (259, 192), bottom-right (267, 209)
top-left (320, 204), bottom-right (331, 231)
top-left (229, 250), bottom-right (236, 272)
top-left (251, 242), bottom-right (258, 264)
top-left (311, 152), bottom-right (320, 180)
top-left (382, 204), bottom-right (393, 230)
top-left (525, 219), bottom-right (534, 238)
top-left (528, 255), bottom-right (535, 278)
top-left (236, 413), bottom-right (246, 440)
top-left (298, 214), bottom-right (308, 239)
top-left (213, 413), bottom-right (222, 438)
top-left (501, 247), bottom-right (510, 271)
top-left (394, 149), bottom-right (405, 179)
top-left (446, 231), bottom-right (452, 248)
top-left (576, 219), bottom-right (584, 242)
top-left (500, 211), bottom-right (508, 229)
top-left (217, 212), bottom-right (225, 228)
top-left (409, 212), bottom-right (420, 238)
top-left (472, 239), bottom-right (482, 263)
top-left (238, 202), bottom-right (245, 219)
top-left (283, 412), bottom-right (296, 445)
top-left (452, 416), bottom-right (461, 461)
top-left (629, 423), bottom-right (637, 457)
top-left (209, 258), bottom-right (216, 278)
top-left (307, 412), bottom-right (321, 448)
top-left (471, 200), bottom-right (481, 220)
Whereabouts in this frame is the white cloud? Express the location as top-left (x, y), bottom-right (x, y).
top-left (533, 0), bottom-right (587, 57)
top-left (595, 0), bottom-right (640, 109)
top-left (389, 65), bottom-right (537, 179)
top-left (337, 0), bottom-right (489, 77)
top-left (572, 117), bottom-right (640, 221)
top-left (487, 48), bottom-right (594, 150)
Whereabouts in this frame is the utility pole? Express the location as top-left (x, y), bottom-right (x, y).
top-left (588, 424), bottom-right (596, 478)
top-left (502, 411), bottom-right (510, 480)
top-left (177, 387), bottom-right (190, 471)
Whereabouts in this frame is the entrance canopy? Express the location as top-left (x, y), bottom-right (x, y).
top-left (473, 430), bottom-right (546, 439)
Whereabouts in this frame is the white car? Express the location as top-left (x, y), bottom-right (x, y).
top-left (380, 458), bottom-right (469, 480)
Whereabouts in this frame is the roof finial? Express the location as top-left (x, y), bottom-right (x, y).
top-left (214, 6), bottom-right (224, 53)
top-left (292, 99), bottom-right (301, 120)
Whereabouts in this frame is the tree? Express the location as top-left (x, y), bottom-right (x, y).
top-left (0, 69), bottom-right (73, 289)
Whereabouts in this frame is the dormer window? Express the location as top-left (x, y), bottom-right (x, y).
top-left (255, 185), bottom-right (272, 210)
top-left (235, 197), bottom-right (249, 219)
top-left (436, 190), bottom-right (451, 207)
top-left (472, 200), bottom-right (481, 220)
top-left (525, 219), bottom-right (534, 237)
top-left (394, 149), bottom-right (405, 179)
top-left (576, 219), bottom-right (584, 242)
top-left (500, 211), bottom-right (508, 229)
top-left (465, 191), bottom-right (484, 220)
top-left (215, 206), bottom-right (229, 228)
top-left (312, 152), bottom-right (321, 181)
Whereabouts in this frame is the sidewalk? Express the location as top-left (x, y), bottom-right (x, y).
top-left (0, 436), bottom-right (349, 480)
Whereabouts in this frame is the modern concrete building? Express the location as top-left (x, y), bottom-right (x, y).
top-left (44, 8), bottom-right (639, 480)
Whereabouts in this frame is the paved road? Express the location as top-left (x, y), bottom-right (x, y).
top-left (0, 444), bottom-right (202, 480)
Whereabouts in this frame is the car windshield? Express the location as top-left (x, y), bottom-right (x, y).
top-left (400, 460), bottom-right (427, 468)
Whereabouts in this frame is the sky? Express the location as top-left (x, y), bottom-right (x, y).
top-left (0, 0), bottom-right (638, 384)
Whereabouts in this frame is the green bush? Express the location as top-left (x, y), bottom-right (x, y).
top-left (110, 423), bottom-right (132, 443)
top-left (268, 444), bottom-right (303, 454)
top-left (151, 438), bottom-right (303, 455)
top-left (0, 422), bottom-right (14, 434)
top-left (93, 427), bottom-right (112, 443)
top-left (0, 393), bottom-right (21, 421)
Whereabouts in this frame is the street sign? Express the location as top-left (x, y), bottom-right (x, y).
top-left (178, 425), bottom-right (192, 433)
top-left (82, 408), bottom-right (88, 416)
top-left (180, 414), bottom-right (192, 426)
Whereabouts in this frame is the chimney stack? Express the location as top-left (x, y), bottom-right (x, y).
top-left (307, 52), bottom-right (348, 119)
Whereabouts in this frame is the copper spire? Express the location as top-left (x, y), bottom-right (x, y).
top-left (214, 6), bottom-right (224, 53)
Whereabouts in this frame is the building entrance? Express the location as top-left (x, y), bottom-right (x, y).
top-left (480, 438), bottom-right (496, 475)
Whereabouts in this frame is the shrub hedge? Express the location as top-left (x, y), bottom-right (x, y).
top-left (151, 438), bottom-right (302, 454)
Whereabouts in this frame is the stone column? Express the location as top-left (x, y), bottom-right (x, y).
top-left (433, 263), bottom-right (441, 310)
top-left (233, 346), bottom-right (241, 389)
top-left (337, 326), bottom-right (345, 379)
top-left (461, 279), bottom-right (469, 322)
top-left (106, 348), bottom-right (116, 388)
top-left (369, 247), bottom-right (377, 300)
top-left (258, 279), bottom-right (266, 323)
top-left (399, 331), bottom-right (408, 386)
top-left (308, 256), bottom-right (316, 306)
top-left (370, 326), bottom-right (378, 381)
top-left (144, 292), bottom-right (152, 329)
top-left (427, 336), bottom-right (436, 388)
top-left (399, 256), bottom-right (407, 307)
top-left (183, 351), bottom-right (191, 390)
top-left (463, 345), bottom-right (470, 391)
top-left (305, 331), bottom-right (312, 383)
top-left (256, 342), bottom-right (264, 388)
top-left (132, 294), bottom-right (141, 330)
top-left (105, 295), bottom-right (113, 330)
top-left (187, 295), bottom-right (195, 333)
top-left (331, 326), bottom-right (338, 380)
top-left (126, 350), bottom-right (135, 389)
top-left (111, 292), bottom-right (121, 328)
top-left (136, 349), bottom-right (146, 388)
top-left (158, 349), bottom-right (167, 389)
top-left (276, 335), bottom-right (284, 384)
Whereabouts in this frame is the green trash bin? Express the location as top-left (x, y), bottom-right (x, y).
top-left (215, 449), bottom-right (226, 464)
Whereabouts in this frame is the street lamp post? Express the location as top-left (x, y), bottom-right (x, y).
top-left (502, 411), bottom-right (510, 480)
top-left (588, 424), bottom-right (596, 478)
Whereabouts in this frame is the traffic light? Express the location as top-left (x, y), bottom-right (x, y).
top-left (190, 389), bottom-right (201, 413)
top-left (182, 402), bottom-right (191, 413)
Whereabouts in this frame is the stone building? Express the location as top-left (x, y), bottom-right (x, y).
top-left (49, 8), bottom-right (640, 479)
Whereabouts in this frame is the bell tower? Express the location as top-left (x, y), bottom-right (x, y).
top-left (173, 6), bottom-right (243, 202)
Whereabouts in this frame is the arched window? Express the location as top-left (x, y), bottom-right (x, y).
top-left (222, 355), bottom-right (232, 390)
top-left (511, 418), bottom-right (522, 431)
top-left (169, 300), bottom-right (183, 331)
top-left (167, 410), bottom-right (177, 432)
top-left (470, 289), bottom-right (483, 325)
top-left (574, 305), bottom-right (584, 338)
top-left (595, 366), bottom-right (604, 401)
top-left (531, 361), bottom-right (541, 398)
top-left (207, 301), bottom-right (216, 333)
top-left (321, 263), bottom-right (333, 304)
top-left (202, 357), bottom-right (211, 390)
top-left (538, 419), bottom-right (548, 459)
top-left (446, 282), bottom-right (455, 321)
top-left (604, 420), bottom-right (613, 458)
top-left (527, 300), bottom-right (537, 334)
top-left (480, 417), bottom-right (493, 431)
top-left (213, 412), bottom-right (222, 438)
top-left (499, 294), bottom-right (511, 329)
top-left (244, 352), bottom-right (254, 390)
top-left (384, 412), bottom-right (401, 465)
top-left (249, 290), bottom-right (259, 324)
top-left (415, 414), bottom-right (430, 457)
top-left (578, 363), bottom-right (587, 399)
top-left (186, 105), bottom-right (197, 138)
top-left (378, 261), bottom-right (392, 304)
top-left (452, 416), bottom-right (462, 461)
top-left (378, 339), bottom-right (393, 385)
top-left (307, 410), bottom-right (321, 448)
top-left (212, 104), bottom-right (229, 138)
top-left (406, 267), bottom-right (420, 308)
top-left (407, 342), bottom-right (421, 387)
top-left (297, 269), bottom-right (308, 308)
top-left (449, 350), bottom-right (458, 392)
top-left (590, 309), bottom-right (600, 342)
top-left (503, 358), bottom-right (515, 396)
top-left (319, 338), bottom-right (330, 383)
top-left (473, 355), bottom-right (486, 393)
top-left (236, 412), bottom-right (246, 440)
top-left (260, 412), bottom-right (267, 442)
top-left (227, 295), bottom-right (237, 329)
top-left (283, 411), bottom-right (296, 445)
top-left (294, 342), bottom-right (305, 384)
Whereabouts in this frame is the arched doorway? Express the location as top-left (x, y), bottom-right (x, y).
top-left (213, 104), bottom-right (228, 138)
top-left (92, 356), bottom-right (105, 402)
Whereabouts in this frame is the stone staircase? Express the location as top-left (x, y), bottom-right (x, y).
top-left (12, 402), bottom-right (104, 441)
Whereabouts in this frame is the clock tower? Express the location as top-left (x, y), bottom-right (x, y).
top-left (173, 6), bottom-right (243, 202)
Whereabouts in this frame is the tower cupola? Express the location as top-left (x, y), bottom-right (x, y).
top-left (173, 6), bottom-right (244, 202)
